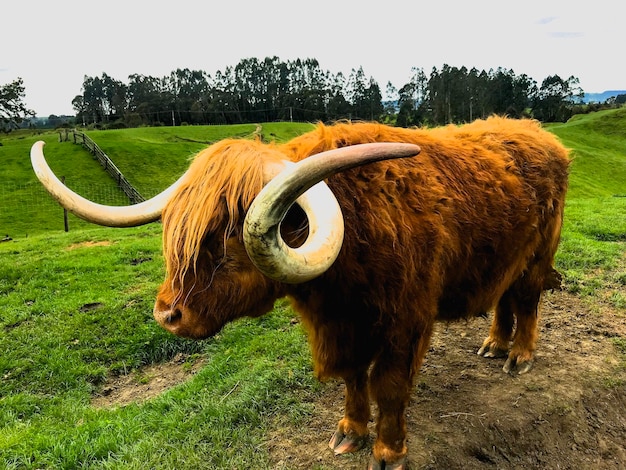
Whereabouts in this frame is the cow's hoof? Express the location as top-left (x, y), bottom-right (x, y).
top-left (367, 454), bottom-right (408, 470)
top-left (329, 427), bottom-right (367, 455)
top-left (503, 355), bottom-right (534, 375)
top-left (477, 342), bottom-right (508, 358)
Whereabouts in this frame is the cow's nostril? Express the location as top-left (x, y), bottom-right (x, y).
top-left (167, 308), bottom-right (183, 324)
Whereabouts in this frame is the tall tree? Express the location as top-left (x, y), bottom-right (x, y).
top-left (77, 75), bottom-right (101, 125)
top-left (428, 65), bottom-right (462, 124)
top-left (346, 67), bottom-right (382, 120)
top-left (396, 82), bottom-right (416, 128)
top-left (510, 73), bottom-right (537, 117)
top-left (382, 81), bottom-right (398, 122)
top-left (78, 73), bottom-right (128, 124)
top-left (296, 58), bottom-right (329, 121)
top-left (0, 78), bottom-right (34, 131)
top-left (396, 67), bottom-right (429, 126)
top-left (100, 73), bottom-right (127, 120)
top-left (166, 68), bottom-right (209, 124)
top-left (71, 95), bottom-right (86, 124)
top-left (127, 74), bottom-right (168, 125)
top-left (488, 68), bottom-right (515, 116)
top-left (262, 57), bottom-right (289, 121)
top-left (533, 75), bottom-right (583, 122)
top-left (411, 67), bottom-right (429, 113)
top-left (363, 78), bottom-right (384, 121)
top-left (466, 68), bottom-right (483, 121)
top-left (326, 72), bottom-right (351, 119)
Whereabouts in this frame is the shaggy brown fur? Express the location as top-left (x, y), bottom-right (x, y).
top-left (155, 116), bottom-right (570, 469)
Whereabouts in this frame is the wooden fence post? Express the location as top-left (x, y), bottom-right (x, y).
top-left (61, 176), bottom-right (69, 232)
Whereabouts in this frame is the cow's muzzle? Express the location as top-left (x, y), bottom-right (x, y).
top-left (153, 301), bottom-right (210, 339)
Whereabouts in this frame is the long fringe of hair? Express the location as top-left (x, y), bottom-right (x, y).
top-left (161, 138), bottom-right (283, 300)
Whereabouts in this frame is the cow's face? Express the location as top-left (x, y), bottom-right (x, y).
top-left (153, 233), bottom-right (282, 339)
top-left (149, 139), bottom-right (420, 340)
top-left (151, 140), bottom-right (286, 339)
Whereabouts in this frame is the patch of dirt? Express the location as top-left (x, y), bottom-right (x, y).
top-left (66, 240), bottom-right (113, 250)
top-left (267, 291), bottom-right (626, 469)
top-left (91, 353), bottom-right (204, 408)
top-left (79, 302), bottom-right (104, 312)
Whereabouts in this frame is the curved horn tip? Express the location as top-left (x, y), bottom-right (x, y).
top-left (29, 138), bottom-right (180, 227)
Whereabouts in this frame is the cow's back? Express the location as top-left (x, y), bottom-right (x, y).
top-left (292, 117), bottom-right (570, 322)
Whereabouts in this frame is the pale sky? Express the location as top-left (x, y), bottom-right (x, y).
top-left (2, 0), bottom-right (624, 117)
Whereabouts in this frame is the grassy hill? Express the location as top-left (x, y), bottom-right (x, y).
top-left (544, 109), bottom-right (626, 297)
top-left (546, 107), bottom-right (626, 198)
top-left (0, 114), bottom-right (624, 468)
top-left (0, 123), bottom-right (315, 237)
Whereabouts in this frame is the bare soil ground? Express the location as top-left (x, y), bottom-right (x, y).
top-left (91, 353), bottom-right (205, 408)
top-left (93, 291), bottom-right (626, 469)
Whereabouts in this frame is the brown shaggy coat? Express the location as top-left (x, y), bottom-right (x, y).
top-left (156, 116), bottom-right (570, 467)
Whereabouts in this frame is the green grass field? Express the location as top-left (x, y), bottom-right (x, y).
top-left (0, 122), bottom-right (315, 237)
top-left (0, 113), bottom-right (624, 468)
top-left (545, 109), bottom-right (626, 303)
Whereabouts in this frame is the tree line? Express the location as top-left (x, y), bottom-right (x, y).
top-left (72, 58), bottom-right (383, 127)
top-left (70, 58), bottom-right (587, 128)
top-left (1, 56), bottom-right (618, 132)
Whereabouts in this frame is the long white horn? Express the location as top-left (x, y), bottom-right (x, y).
top-left (30, 141), bottom-right (187, 227)
top-left (244, 142), bottom-right (421, 283)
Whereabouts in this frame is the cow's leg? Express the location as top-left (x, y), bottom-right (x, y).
top-left (479, 274), bottom-right (543, 374)
top-left (329, 368), bottom-right (370, 454)
top-left (503, 283), bottom-right (542, 375)
top-left (367, 324), bottom-right (433, 470)
top-left (477, 289), bottom-right (516, 359)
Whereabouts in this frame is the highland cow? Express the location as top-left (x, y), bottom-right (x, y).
top-left (31, 117), bottom-right (570, 469)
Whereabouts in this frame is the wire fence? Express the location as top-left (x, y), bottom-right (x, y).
top-left (0, 181), bottom-right (138, 237)
top-left (1, 181), bottom-right (131, 210)
top-left (1, 130), bottom-right (150, 238)
top-left (71, 131), bottom-right (145, 204)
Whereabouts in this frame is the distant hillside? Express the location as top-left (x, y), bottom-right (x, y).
top-left (2, 114), bottom-right (625, 237)
top-left (546, 107), bottom-right (626, 198)
top-left (582, 90), bottom-right (626, 103)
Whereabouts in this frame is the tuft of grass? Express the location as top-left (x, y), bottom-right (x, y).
top-left (613, 337), bottom-right (626, 356)
top-left (605, 338), bottom-right (626, 388)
